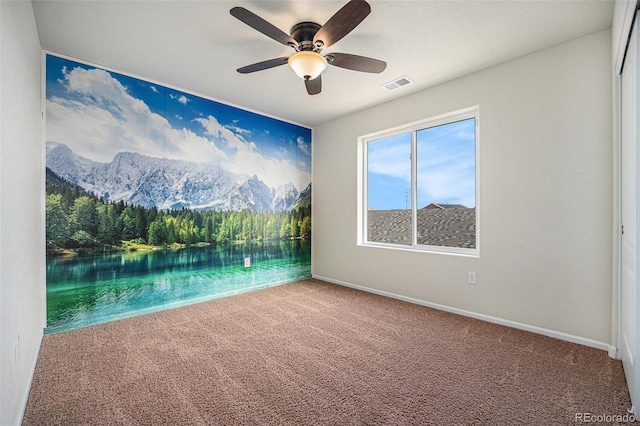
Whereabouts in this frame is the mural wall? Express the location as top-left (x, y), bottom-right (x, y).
top-left (45, 54), bottom-right (312, 333)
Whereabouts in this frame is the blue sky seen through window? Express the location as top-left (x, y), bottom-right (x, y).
top-left (367, 118), bottom-right (475, 210)
top-left (367, 133), bottom-right (411, 210)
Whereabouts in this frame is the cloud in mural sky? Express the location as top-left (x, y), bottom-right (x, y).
top-left (47, 67), bottom-right (226, 165)
top-left (194, 115), bottom-right (307, 192)
top-left (170, 93), bottom-right (189, 105)
top-left (297, 136), bottom-right (311, 156)
top-left (46, 60), bottom-right (311, 192)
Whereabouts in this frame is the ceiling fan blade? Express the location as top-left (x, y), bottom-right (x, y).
top-left (230, 7), bottom-right (297, 47)
top-left (313, 0), bottom-right (371, 48)
top-left (327, 53), bottom-right (386, 73)
top-left (305, 76), bottom-right (322, 95)
top-left (237, 57), bottom-right (289, 74)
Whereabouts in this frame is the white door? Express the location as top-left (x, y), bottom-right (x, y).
top-left (621, 14), bottom-right (640, 415)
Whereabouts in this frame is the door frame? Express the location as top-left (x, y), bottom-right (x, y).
top-left (616, 0), bottom-right (640, 416)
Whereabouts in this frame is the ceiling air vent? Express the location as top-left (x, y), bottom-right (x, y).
top-left (382, 76), bottom-right (413, 91)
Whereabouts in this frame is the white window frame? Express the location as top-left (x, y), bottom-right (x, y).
top-left (357, 106), bottom-right (479, 257)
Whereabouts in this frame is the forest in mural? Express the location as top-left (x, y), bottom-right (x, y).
top-left (45, 54), bottom-right (312, 333)
top-left (46, 171), bottom-right (311, 249)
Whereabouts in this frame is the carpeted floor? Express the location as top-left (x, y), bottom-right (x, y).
top-left (23, 278), bottom-right (632, 425)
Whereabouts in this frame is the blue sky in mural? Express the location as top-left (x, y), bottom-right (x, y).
top-left (45, 54), bottom-right (311, 192)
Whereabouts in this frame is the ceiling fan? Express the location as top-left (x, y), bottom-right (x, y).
top-left (230, 0), bottom-right (387, 95)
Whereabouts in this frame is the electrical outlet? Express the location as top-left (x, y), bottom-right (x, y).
top-left (468, 271), bottom-right (477, 285)
top-left (244, 257), bottom-right (250, 268)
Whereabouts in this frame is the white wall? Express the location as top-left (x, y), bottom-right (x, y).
top-left (313, 30), bottom-right (613, 346)
top-left (0, 2), bottom-right (45, 425)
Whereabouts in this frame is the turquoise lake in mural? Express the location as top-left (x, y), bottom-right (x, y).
top-left (46, 240), bottom-right (311, 334)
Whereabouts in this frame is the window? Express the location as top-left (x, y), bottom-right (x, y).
top-left (360, 107), bottom-right (478, 255)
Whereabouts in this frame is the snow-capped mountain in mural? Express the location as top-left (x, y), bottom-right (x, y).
top-left (46, 141), bottom-right (309, 212)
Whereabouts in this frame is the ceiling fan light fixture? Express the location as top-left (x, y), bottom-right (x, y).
top-left (288, 51), bottom-right (327, 80)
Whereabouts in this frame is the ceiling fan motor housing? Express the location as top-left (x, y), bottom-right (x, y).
top-left (290, 22), bottom-right (322, 51)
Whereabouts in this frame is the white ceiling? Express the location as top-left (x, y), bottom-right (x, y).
top-left (32, 0), bottom-right (614, 128)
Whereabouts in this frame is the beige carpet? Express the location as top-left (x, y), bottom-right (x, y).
top-left (23, 279), bottom-right (632, 425)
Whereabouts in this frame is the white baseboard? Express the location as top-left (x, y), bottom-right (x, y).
top-left (313, 274), bottom-right (616, 355)
top-left (15, 330), bottom-right (43, 426)
top-left (609, 345), bottom-right (620, 360)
